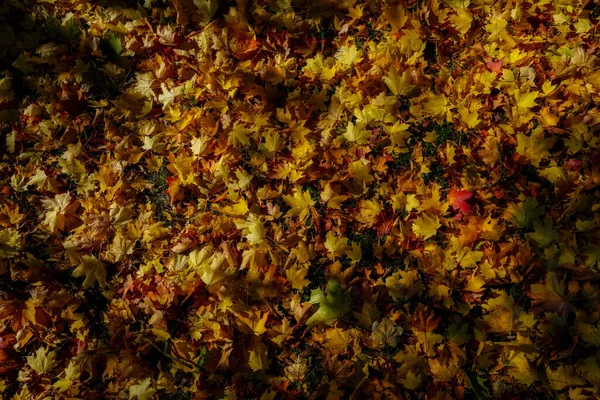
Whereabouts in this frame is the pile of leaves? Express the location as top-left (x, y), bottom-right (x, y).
top-left (1, 0), bottom-right (600, 398)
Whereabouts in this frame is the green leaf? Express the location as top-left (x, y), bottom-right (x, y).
top-left (526, 217), bottom-right (558, 248)
top-left (507, 197), bottom-right (544, 228)
top-left (306, 280), bottom-right (352, 326)
top-left (107, 31), bottom-right (122, 55)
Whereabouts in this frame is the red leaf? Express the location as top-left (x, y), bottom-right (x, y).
top-left (485, 57), bottom-right (503, 74)
top-left (448, 187), bottom-right (473, 215)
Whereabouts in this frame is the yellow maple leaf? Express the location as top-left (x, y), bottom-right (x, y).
top-left (54, 362), bottom-right (81, 392)
top-left (383, 68), bottom-right (414, 96)
top-left (236, 310), bottom-right (269, 336)
top-left (321, 184), bottom-right (348, 209)
top-left (508, 352), bottom-right (536, 385)
top-left (41, 193), bottom-right (78, 233)
top-left (466, 275), bottom-right (486, 292)
top-left (129, 378), bottom-right (156, 400)
top-left (200, 252), bottom-right (226, 286)
top-left (235, 214), bottom-right (265, 245)
top-left (286, 264), bottom-right (310, 290)
top-left (450, 8), bottom-right (473, 35)
top-left (402, 371), bottom-right (422, 389)
top-left (0, 228), bottom-right (20, 258)
top-left (248, 341), bottom-right (270, 372)
top-left (325, 232), bottom-right (349, 258)
top-left (385, 121), bottom-right (411, 150)
top-left (485, 15), bottom-right (507, 41)
top-left (72, 255), bottom-right (107, 288)
top-left (458, 105), bottom-right (480, 128)
top-left (335, 45), bottom-right (362, 68)
top-left (285, 357), bottom-right (308, 382)
top-left (411, 94), bottom-right (450, 121)
top-left (516, 126), bottom-right (556, 166)
top-left (357, 199), bottom-right (382, 226)
top-left (412, 213), bottom-right (441, 239)
top-left (371, 319), bottom-right (403, 348)
top-left (482, 291), bottom-right (516, 333)
top-left (27, 347), bottom-right (57, 374)
top-left (384, 4), bottom-right (408, 31)
top-left (270, 317), bottom-right (294, 346)
top-left (515, 90), bottom-right (539, 109)
top-left (283, 189), bottom-right (315, 221)
top-left (228, 122), bottom-right (251, 147)
top-left (343, 121), bottom-right (371, 144)
top-left (573, 18), bottom-right (591, 34)
top-left (212, 198), bottom-right (249, 217)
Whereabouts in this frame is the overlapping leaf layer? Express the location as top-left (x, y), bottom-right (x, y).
top-left (1, 0), bottom-right (600, 398)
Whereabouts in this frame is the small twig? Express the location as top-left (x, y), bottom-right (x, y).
top-left (143, 337), bottom-right (197, 370)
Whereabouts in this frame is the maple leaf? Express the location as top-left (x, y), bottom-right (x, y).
top-left (466, 275), bottom-right (486, 293)
top-left (458, 105), bottom-right (481, 129)
top-left (40, 192), bottom-right (79, 233)
top-left (72, 255), bottom-right (107, 288)
top-left (447, 187), bottom-right (472, 214)
top-left (194, 0), bottom-right (219, 23)
top-left (384, 68), bottom-right (414, 96)
top-left (228, 122), bottom-right (251, 147)
top-left (546, 365), bottom-right (586, 390)
top-left (285, 264), bottom-right (310, 290)
top-left (402, 371), bottom-right (422, 390)
top-left (371, 319), bottom-right (403, 348)
top-left (450, 8), bottom-right (473, 35)
top-left (324, 232), bottom-right (349, 258)
top-left (386, 121), bottom-right (411, 150)
top-left (0, 228), bottom-right (20, 258)
top-left (235, 214), bottom-right (265, 245)
top-left (158, 82), bottom-right (184, 110)
top-left (189, 248), bottom-right (226, 286)
top-left (321, 184), bottom-right (348, 209)
top-left (27, 347), bottom-right (57, 374)
top-left (283, 189), bottom-right (315, 221)
top-left (236, 310), bottom-right (269, 336)
top-left (583, 244), bottom-right (600, 268)
top-left (106, 31), bottom-right (122, 55)
top-left (335, 45), bottom-right (362, 68)
top-left (412, 213), bottom-right (441, 239)
top-left (356, 199), bottom-right (382, 226)
top-left (343, 121), bottom-right (371, 144)
top-left (129, 378), bottom-right (156, 400)
top-left (306, 280), bottom-right (352, 326)
top-left (482, 291), bottom-right (516, 333)
top-left (509, 352), bottom-right (536, 386)
top-left (248, 339), bottom-right (270, 372)
top-left (213, 197), bottom-right (250, 217)
top-left (529, 272), bottom-right (567, 315)
top-left (574, 18), bottom-right (591, 33)
top-left (526, 217), bottom-right (558, 248)
top-left (411, 94), bottom-right (450, 121)
top-left (54, 362), bottom-right (81, 392)
top-left (506, 197), bottom-right (544, 228)
top-left (515, 90), bottom-right (539, 109)
top-left (285, 358), bottom-right (308, 382)
top-left (384, 4), bottom-right (408, 31)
